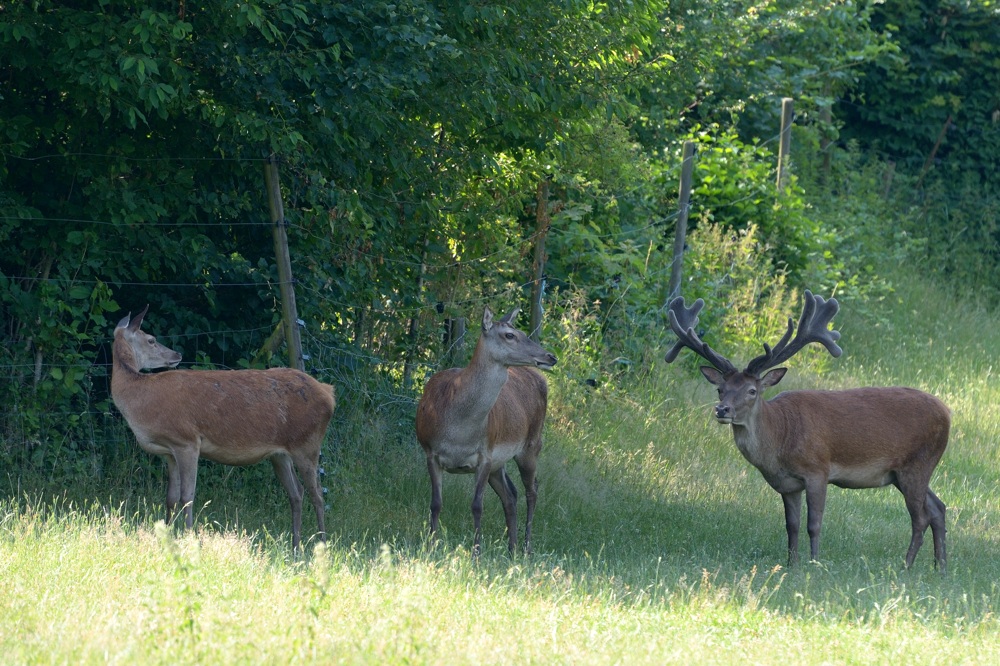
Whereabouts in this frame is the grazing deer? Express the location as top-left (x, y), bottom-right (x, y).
top-left (415, 306), bottom-right (557, 556)
top-left (111, 305), bottom-right (335, 551)
top-left (665, 291), bottom-right (949, 571)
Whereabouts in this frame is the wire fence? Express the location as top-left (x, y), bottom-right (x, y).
top-left (1, 116), bottom-right (869, 452)
top-left (0, 254), bottom-right (744, 456)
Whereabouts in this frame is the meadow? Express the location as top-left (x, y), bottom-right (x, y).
top-left (2, 274), bottom-right (1000, 664)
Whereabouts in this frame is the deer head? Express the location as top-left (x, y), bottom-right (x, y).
top-left (115, 305), bottom-right (182, 371)
top-left (480, 306), bottom-right (557, 370)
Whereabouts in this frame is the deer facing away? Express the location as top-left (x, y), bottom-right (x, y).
top-left (665, 291), bottom-right (949, 571)
top-left (111, 305), bottom-right (335, 551)
top-left (415, 306), bottom-right (557, 556)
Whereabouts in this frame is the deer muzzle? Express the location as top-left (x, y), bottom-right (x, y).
top-left (713, 403), bottom-right (733, 424)
top-left (536, 353), bottom-right (558, 370)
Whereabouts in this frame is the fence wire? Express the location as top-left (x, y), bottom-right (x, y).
top-left (2, 124), bottom-right (815, 449)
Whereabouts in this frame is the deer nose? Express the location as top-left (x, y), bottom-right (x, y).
top-left (714, 403), bottom-right (731, 419)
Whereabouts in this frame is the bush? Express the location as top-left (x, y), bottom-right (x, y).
top-left (685, 126), bottom-right (819, 279)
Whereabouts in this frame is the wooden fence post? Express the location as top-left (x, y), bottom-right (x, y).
top-left (882, 161), bottom-right (896, 199)
top-left (776, 97), bottom-right (794, 192)
top-left (917, 114), bottom-right (952, 189)
top-left (264, 155), bottom-right (305, 372)
top-left (665, 140), bottom-right (696, 305)
top-left (819, 100), bottom-right (832, 182)
top-left (529, 177), bottom-right (551, 342)
top-left (443, 316), bottom-right (466, 368)
top-left (402, 232), bottom-right (428, 389)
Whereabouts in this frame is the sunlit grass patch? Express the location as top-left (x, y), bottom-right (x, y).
top-left (4, 273), bottom-right (1000, 663)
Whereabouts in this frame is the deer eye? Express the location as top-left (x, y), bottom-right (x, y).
top-left (505, 332), bottom-right (515, 340)
top-left (748, 387), bottom-right (757, 397)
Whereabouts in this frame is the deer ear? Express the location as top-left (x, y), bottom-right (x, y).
top-left (116, 313), bottom-right (132, 330)
top-left (482, 306), bottom-right (495, 331)
top-left (700, 366), bottom-right (726, 387)
top-left (761, 367), bottom-right (787, 387)
top-left (501, 307), bottom-right (520, 325)
top-left (128, 304), bottom-right (150, 332)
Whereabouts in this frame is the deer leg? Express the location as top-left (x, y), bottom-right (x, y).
top-left (515, 454), bottom-right (539, 555)
top-left (781, 490), bottom-right (803, 565)
top-left (926, 489), bottom-right (947, 573)
top-left (895, 476), bottom-right (931, 569)
top-left (174, 447), bottom-right (201, 531)
top-left (290, 446), bottom-right (326, 544)
top-left (271, 453), bottom-right (305, 551)
top-left (896, 474), bottom-right (928, 569)
top-left (804, 478), bottom-right (828, 562)
top-left (164, 454), bottom-right (181, 527)
top-left (470, 462), bottom-right (492, 558)
top-left (488, 468), bottom-right (518, 554)
top-left (426, 455), bottom-right (444, 539)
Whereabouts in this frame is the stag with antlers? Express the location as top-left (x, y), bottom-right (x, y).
top-left (666, 291), bottom-right (950, 571)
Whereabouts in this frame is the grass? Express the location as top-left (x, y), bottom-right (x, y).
top-left (3, 273), bottom-right (1000, 664)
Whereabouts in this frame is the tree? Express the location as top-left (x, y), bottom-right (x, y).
top-left (839, 0), bottom-right (1000, 183)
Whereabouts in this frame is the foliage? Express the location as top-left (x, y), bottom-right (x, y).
top-left (683, 127), bottom-right (818, 277)
top-left (634, 0), bottom-right (896, 144)
top-left (904, 171), bottom-right (1000, 302)
top-left (840, 0), bottom-right (1000, 182)
top-left (836, 1), bottom-right (1000, 301)
top-left (679, 223), bottom-right (799, 367)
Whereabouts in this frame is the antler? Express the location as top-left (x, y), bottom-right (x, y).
top-left (664, 297), bottom-right (738, 375)
top-left (745, 290), bottom-right (843, 376)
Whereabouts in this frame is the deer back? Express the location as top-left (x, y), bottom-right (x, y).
top-left (762, 387), bottom-right (950, 467)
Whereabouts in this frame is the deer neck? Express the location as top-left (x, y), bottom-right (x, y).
top-left (451, 341), bottom-right (511, 421)
top-left (730, 400), bottom-right (782, 468)
top-left (111, 334), bottom-right (145, 396)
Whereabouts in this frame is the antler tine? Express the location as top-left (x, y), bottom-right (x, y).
top-left (664, 296), bottom-right (738, 375)
top-left (746, 290), bottom-right (843, 376)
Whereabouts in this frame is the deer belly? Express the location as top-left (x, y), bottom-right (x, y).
top-left (199, 438), bottom-right (273, 466)
top-left (137, 439), bottom-right (174, 457)
top-left (828, 463), bottom-right (893, 489)
top-left (489, 440), bottom-right (524, 469)
top-left (129, 427), bottom-right (176, 458)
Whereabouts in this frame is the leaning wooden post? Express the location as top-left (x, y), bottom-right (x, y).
top-left (819, 100), bottom-right (832, 182)
top-left (264, 155), bottom-right (305, 372)
top-left (882, 161), bottom-right (896, 199)
top-left (916, 114), bottom-right (952, 189)
top-left (665, 140), bottom-right (696, 304)
top-left (528, 177), bottom-right (551, 342)
top-left (776, 97), bottom-right (794, 192)
top-left (402, 232), bottom-right (428, 389)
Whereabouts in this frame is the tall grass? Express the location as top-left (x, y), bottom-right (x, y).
top-left (3, 272), bottom-right (1000, 664)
